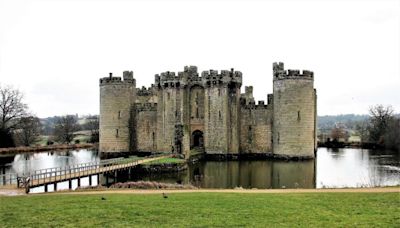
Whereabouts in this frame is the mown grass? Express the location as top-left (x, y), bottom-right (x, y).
top-left (0, 192), bottom-right (399, 227)
top-left (144, 157), bottom-right (186, 165)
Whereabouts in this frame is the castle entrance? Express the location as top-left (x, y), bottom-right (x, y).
top-left (192, 130), bottom-right (204, 148)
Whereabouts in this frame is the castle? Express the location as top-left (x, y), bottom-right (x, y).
top-left (99, 62), bottom-right (317, 159)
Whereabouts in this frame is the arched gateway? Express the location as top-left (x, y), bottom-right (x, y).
top-left (192, 130), bottom-right (204, 148)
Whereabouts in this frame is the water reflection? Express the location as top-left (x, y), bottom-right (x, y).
top-left (124, 160), bottom-right (315, 189)
top-left (1, 148), bottom-right (399, 189)
top-left (29, 175), bottom-right (98, 194)
top-left (316, 148), bottom-right (400, 188)
top-left (0, 149), bottom-right (99, 175)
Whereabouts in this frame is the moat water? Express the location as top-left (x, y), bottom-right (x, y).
top-left (1, 148), bottom-right (399, 192)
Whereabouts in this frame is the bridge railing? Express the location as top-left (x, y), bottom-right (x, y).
top-left (2, 154), bottom-right (170, 188)
top-left (0, 173), bottom-right (18, 186)
top-left (29, 162), bottom-right (102, 185)
top-left (27, 155), bottom-right (162, 185)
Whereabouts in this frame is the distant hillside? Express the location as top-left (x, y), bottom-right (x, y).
top-left (318, 114), bottom-right (369, 131)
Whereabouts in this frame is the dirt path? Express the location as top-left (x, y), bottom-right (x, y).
top-left (48, 187), bottom-right (400, 195)
top-left (0, 188), bottom-right (25, 196)
top-left (2, 187), bottom-right (399, 197)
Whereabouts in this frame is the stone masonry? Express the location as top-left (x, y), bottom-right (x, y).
top-left (99, 63), bottom-right (317, 159)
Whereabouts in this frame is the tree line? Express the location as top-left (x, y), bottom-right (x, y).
top-left (322, 105), bottom-right (399, 151)
top-left (356, 105), bottom-right (399, 151)
top-left (0, 84), bottom-right (98, 148)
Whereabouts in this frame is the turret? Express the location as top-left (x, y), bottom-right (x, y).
top-left (272, 62), bottom-right (317, 158)
top-left (202, 68), bottom-right (242, 155)
top-left (99, 71), bottom-right (136, 154)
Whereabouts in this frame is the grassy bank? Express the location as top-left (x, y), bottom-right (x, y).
top-left (144, 157), bottom-right (185, 165)
top-left (0, 192), bottom-right (398, 227)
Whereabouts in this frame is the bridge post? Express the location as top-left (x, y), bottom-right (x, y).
top-left (54, 182), bottom-right (57, 191)
top-left (1, 166), bottom-right (5, 185)
top-left (89, 175), bottom-right (92, 186)
top-left (114, 171), bottom-right (117, 183)
top-left (97, 174), bottom-right (100, 186)
top-left (77, 177), bottom-right (81, 187)
top-left (69, 179), bottom-right (72, 189)
top-left (44, 184), bottom-right (48, 193)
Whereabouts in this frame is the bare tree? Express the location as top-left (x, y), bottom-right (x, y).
top-left (14, 116), bottom-right (41, 146)
top-left (384, 117), bottom-right (400, 151)
top-left (0, 84), bottom-right (28, 147)
top-left (368, 105), bottom-right (394, 145)
top-left (88, 117), bottom-right (99, 143)
top-left (355, 119), bottom-right (370, 144)
top-left (330, 126), bottom-right (346, 142)
top-left (53, 115), bottom-right (80, 144)
top-left (82, 116), bottom-right (99, 143)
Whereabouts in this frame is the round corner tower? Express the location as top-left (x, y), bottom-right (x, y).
top-left (99, 71), bottom-right (136, 153)
top-left (272, 62), bottom-right (317, 158)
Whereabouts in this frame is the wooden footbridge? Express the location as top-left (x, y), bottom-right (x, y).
top-left (0, 154), bottom-right (171, 193)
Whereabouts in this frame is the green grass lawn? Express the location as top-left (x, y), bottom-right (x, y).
top-left (144, 157), bottom-right (186, 165)
top-left (0, 192), bottom-right (399, 227)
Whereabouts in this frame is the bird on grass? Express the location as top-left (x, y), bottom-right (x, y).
top-left (162, 193), bottom-right (168, 199)
top-left (101, 197), bottom-right (106, 200)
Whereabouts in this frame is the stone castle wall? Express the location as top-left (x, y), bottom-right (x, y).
top-left (99, 63), bottom-right (317, 159)
top-left (240, 101), bottom-right (273, 153)
top-left (135, 103), bottom-right (157, 152)
top-left (99, 72), bottom-right (135, 153)
top-left (204, 86), bottom-right (229, 154)
top-left (272, 63), bottom-right (316, 158)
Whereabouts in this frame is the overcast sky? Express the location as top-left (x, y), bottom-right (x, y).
top-left (0, 0), bottom-right (399, 118)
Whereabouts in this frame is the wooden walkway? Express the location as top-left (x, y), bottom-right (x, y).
top-left (1, 154), bottom-right (171, 191)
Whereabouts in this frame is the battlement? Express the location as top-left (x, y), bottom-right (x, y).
top-left (155, 66), bottom-right (243, 88)
top-left (123, 71), bottom-right (134, 81)
top-left (100, 72), bottom-right (136, 85)
top-left (245, 86), bottom-right (253, 95)
top-left (155, 70), bottom-right (183, 88)
top-left (267, 94), bottom-right (273, 105)
top-left (135, 103), bottom-right (157, 112)
top-left (273, 62), bottom-right (313, 81)
top-left (241, 100), bottom-right (268, 110)
top-left (182, 66), bottom-right (201, 84)
top-left (137, 86), bottom-right (154, 96)
top-left (201, 68), bottom-right (242, 87)
top-left (184, 65), bottom-right (198, 75)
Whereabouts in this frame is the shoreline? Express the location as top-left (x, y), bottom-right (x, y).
top-left (0, 143), bottom-right (96, 155)
top-left (1, 185), bottom-right (398, 197)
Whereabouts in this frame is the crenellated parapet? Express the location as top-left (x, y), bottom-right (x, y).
top-left (201, 68), bottom-right (242, 88)
top-left (100, 72), bottom-right (136, 86)
top-left (241, 100), bottom-right (269, 110)
top-left (184, 66), bottom-right (199, 78)
top-left (154, 66), bottom-right (243, 89)
top-left (267, 94), bottom-right (273, 105)
top-left (135, 103), bottom-right (157, 112)
top-left (155, 71), bottom-right (182, 89)
top-left (273, 62), bottom-right (313, 81)
top-left (137, 86), bottom-right (154, 96)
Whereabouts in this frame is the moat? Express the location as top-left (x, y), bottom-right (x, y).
top-left (1, 148), bottom-right (399, 193)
